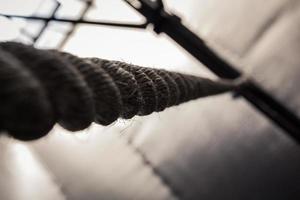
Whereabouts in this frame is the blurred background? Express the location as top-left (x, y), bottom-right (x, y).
top-left (0, 0), bottom-right (300, 199)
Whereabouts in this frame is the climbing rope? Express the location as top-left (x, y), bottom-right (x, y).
top-left (0, 42), bottom-right (244, 141)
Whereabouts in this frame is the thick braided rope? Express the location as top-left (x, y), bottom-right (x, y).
top-left (53, 52), bottom-right (123, 125)
top-left (85, 58), bottom-right (142, 119)
top-left (113, 60), bottom-right (158, 116)
top-left (0, 49), bottom-right (54, 140)
top-left (0, 42), bottom-right (242, 141)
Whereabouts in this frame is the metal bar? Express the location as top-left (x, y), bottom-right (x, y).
top-left (57, 0), bottom-right (93, 49)
top-left (124, 0), bottom-right (300, 143)
top-left (0, 14), bottom-right (148, 29)
top-left (32, 1), bottom-right (61, 43)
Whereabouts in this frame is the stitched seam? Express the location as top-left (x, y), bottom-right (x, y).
top-left (125, 139), bottom-right (184, 200)
top-left (243, 0), bottom-right (297, 55)
top-left (199, 0), bottom-right (297, 61)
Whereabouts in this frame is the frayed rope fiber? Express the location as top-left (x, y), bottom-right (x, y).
top-left (0, 42), bottom-right (245, 141)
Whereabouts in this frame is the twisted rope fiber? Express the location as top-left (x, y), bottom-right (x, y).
top-left (86, 58), bottom-right (142, 119)
top-left (0, 42), bottom-right (242, 141)
top-left (112, 60), bottom-right (158, 116)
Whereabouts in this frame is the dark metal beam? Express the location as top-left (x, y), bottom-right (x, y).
top-left (57, 0), bottom-right (93, 49)
top-left (124, 0), bottom-right (300, 143)
top-left (0, 14), bottom-right (148, 29)
top-left (32, 1), bottom-right (61, 43)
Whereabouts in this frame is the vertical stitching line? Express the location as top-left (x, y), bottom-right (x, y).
top-left (244, 0), bottom-right (299, 55)
top-left (125, 139), bottom-right (184, 200)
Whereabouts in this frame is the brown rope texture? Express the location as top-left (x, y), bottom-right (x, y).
top-left (0, 42), bottom-right (244, 141)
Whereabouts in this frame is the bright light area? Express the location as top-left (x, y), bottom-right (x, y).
top-left (9, 142), bottom-right (66, 199)
top-left (0, 17), bottom-right (20, 40)
top-left (0, 0), bottom-right (43, 15)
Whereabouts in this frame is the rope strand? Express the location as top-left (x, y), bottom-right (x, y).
top-left (1, 42), bottom-right (95, 132)
top-left (0, 48), bottom-right (55, 140)
top-left (54, 52), bottom-right (123, 125)
top-left (86, 58), bottom-right (142, 119)
top-left (0, 42), bottom-right (243, 141)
